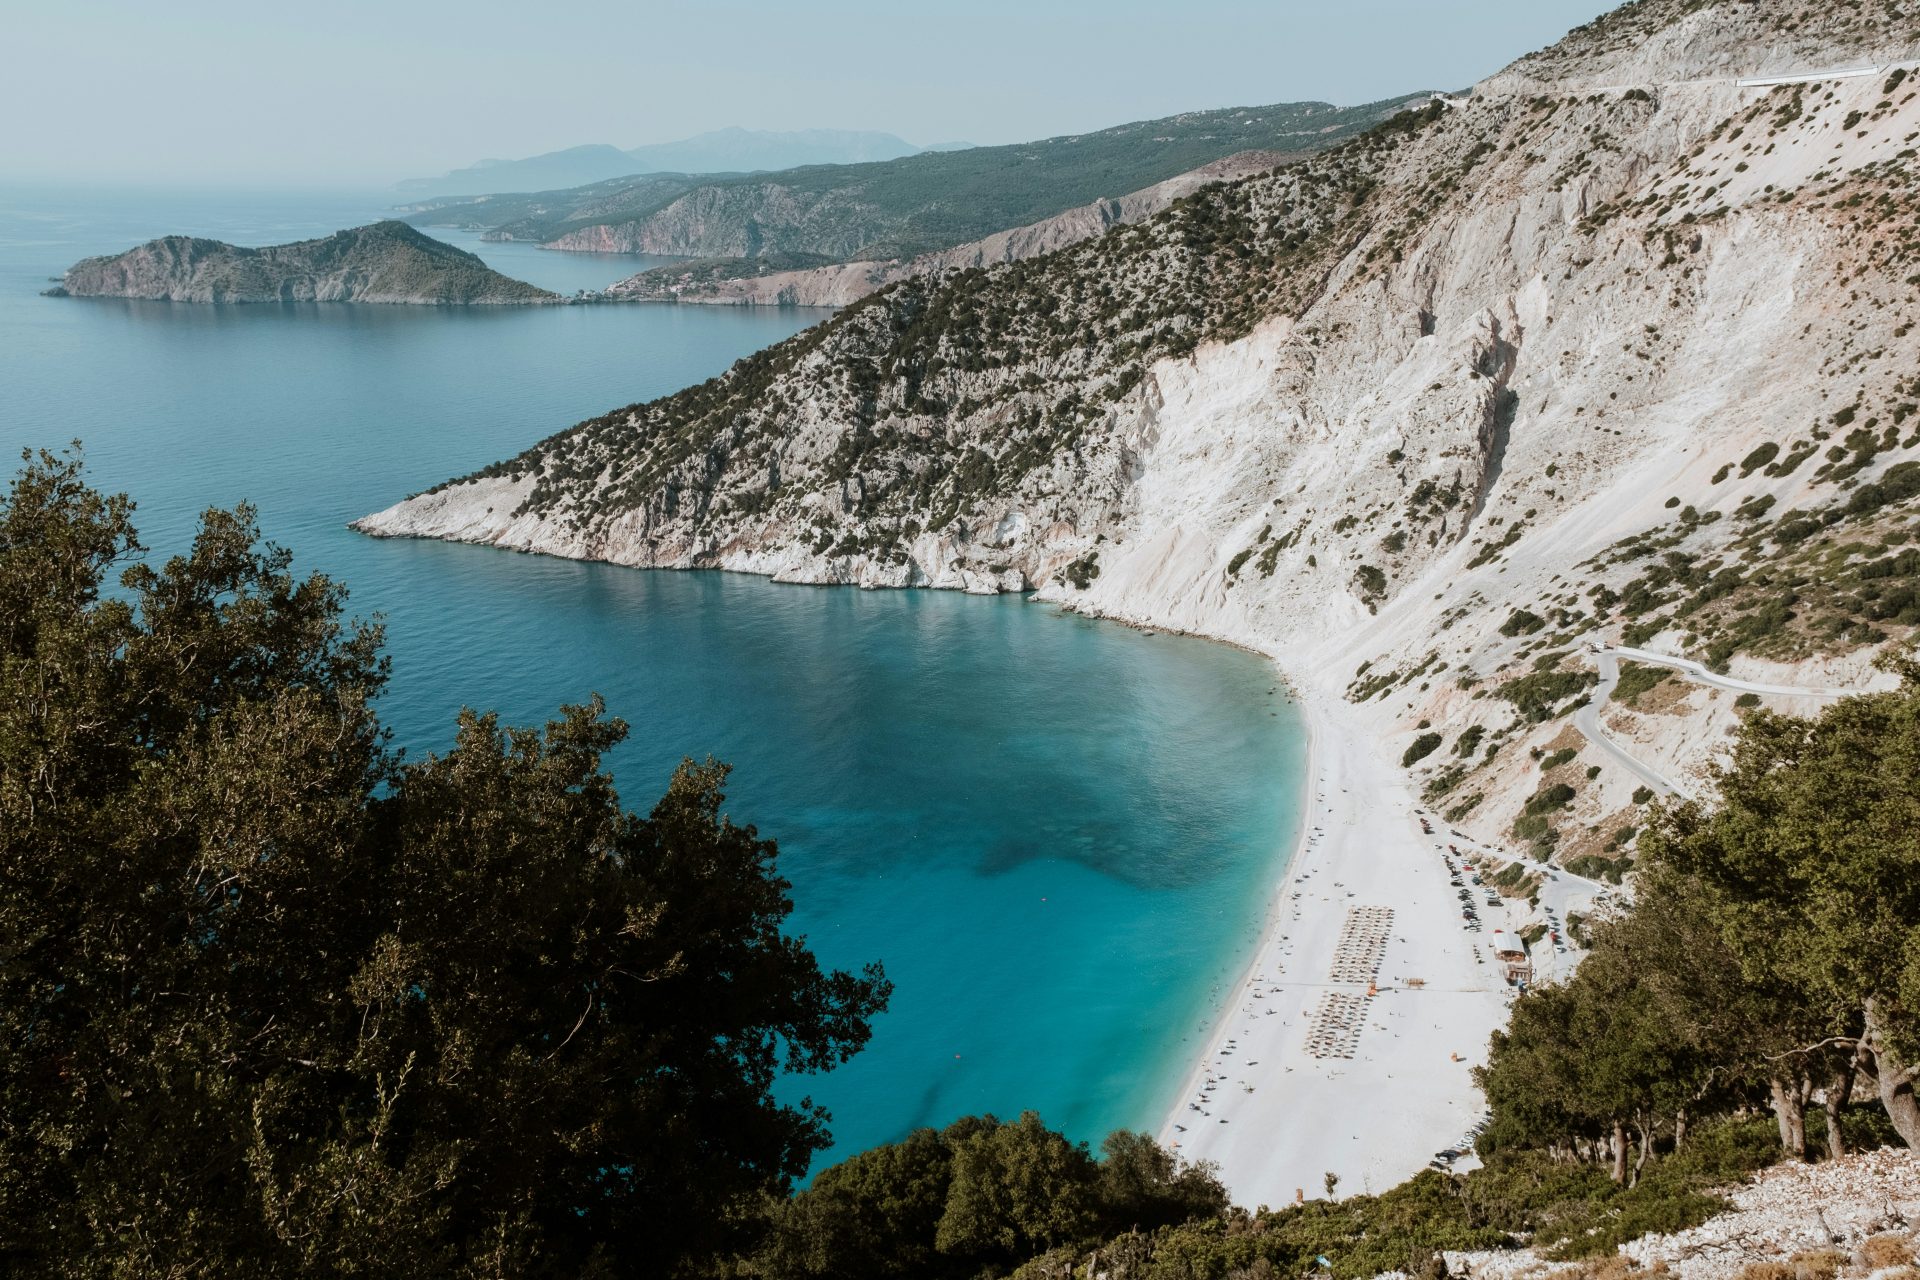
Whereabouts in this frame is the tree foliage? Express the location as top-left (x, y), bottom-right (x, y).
top-left (0, 449), bottom-right (889, 1278)
top-left (1479, 652), bottom-right (1920, 1171)
top-left (1638, 657), bottom-right (1920, 1147)
top-left (757, 1114), bottom-right (1227, 1279)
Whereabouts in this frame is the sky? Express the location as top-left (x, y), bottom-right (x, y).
top-left (3, 0), bottom-right (1620, 188)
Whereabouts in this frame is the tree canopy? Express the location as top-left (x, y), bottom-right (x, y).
top-left (1479, 651), bottom-right (1920, 1170)
top-left (0, 448), bottom-right (890, 1277)
top-left (756, 1113), bottom-right (1228, 1280)
top-left (1639, 657), bottom-right (1920, 1148)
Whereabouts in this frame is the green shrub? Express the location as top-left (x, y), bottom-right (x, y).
top-left (1534, 1117), bottom-right (1779, 1259)
top-left (1846, 460), bottom-right (1920, 519)
top-left (1611, 660), bottom-right (1669, 704)
top-left (1739, 441), bottom-right (1779, 475)
top-left (1500, 608), bottom-right (1547, 636)
top-left (1512, 812), bottom-right (1550, 841)
top-left (1402, 732), bottom-right (1443, 767)
top-left (1523, 782), bottom-right (1576, 815)
top-left (1497, 670), bottom-right (1596, 722)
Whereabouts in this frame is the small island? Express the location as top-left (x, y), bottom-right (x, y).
top-left (46, 221), bottom-right (560, 305)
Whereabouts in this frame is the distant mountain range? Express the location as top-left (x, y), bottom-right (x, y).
top-left (396, 128), bottom-right (958, 197)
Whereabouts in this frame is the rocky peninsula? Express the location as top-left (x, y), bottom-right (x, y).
top-left (47, 221), bottom-right (559, 305)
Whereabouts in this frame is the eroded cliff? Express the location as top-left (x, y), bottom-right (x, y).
top-left (357, 0), bottom-right (1920, 868)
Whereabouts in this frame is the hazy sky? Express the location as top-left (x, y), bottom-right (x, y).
top-left (4, 0), bottom-right (1619, 187)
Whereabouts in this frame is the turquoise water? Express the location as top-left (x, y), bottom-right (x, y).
top-left (0, 185), bottom-right (1307, 1168)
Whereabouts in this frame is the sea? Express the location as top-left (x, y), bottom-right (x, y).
top-left (0, 183), bottom-right (1308, 1172)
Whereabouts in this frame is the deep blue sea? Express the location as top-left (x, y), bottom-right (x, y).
top-left (0, 184), bottom-right (1307, 1170)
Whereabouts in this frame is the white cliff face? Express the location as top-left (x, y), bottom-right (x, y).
top-left (356, 0), bottom-right (1920, 859)
top-left (1486, 0), bottom-right (1920, 92)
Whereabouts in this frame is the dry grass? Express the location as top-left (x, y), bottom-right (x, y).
top-left (1623, 673), bottom-right (1697, 718)
top-left (1859, 1234), bottom-right (1917, 1271)
top-left (1789, 1249), bottom-right (1847, 1280)
top-left (1548, 1257), bottom-right (1671, 1280)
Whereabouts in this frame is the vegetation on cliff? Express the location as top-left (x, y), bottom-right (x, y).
top-left (403, 95), bottom-right (1430, 260)
top-left (430, 95), bottom-right (1440, 540)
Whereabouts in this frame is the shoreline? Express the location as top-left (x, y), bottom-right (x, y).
top-left (1151, 669), bottom-right (1320, 1165)
top-left (1156, 669), bottom-right (1515, 1208)
top-left (342, 523), bottom-right (1517, 1204)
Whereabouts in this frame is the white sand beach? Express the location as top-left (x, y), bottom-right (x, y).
top-left (1159, 677), bottom-right (1521, 1208)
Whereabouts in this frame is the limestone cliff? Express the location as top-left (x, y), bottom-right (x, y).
top-left (48, 222), bottom-right (559, 305)
top-left (357, 0), bottom-right (1920, 868)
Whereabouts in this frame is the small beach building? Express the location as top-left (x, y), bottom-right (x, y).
top-left (1494, 947), bottom-right (1532, 987)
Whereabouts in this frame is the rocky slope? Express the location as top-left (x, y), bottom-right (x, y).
top-left (48, 222), bottom-right (559, 305)
top-left (1447, 1147), bottom-right (1920, 1280)
top-left (437, 96), bottom-right (1428, 259)
top-left (542, 179), bottom-right (894, 257)
top-left (595, 151), bottom-right (1299, 307)
top-left (357, 0), bottom-right (1920, 869)
top-left (398, 174), bottom-right (706, 240)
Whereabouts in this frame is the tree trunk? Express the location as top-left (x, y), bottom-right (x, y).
top-left (1611, 1120), bottom-right (1628, 1183)
top-left (1674, 1107), bottom-right (1688, 1150)
top-left (1631, 1119), bottom-right (1653, 1187)
top-left (1864, 997), bottom-right (1920, 1149)
top-left (1825, 1040), bottom-right (1868, 1159)
top-left (1770, 1076), bottom-right (1809, 1160)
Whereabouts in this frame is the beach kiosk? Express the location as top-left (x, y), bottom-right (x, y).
top-left (1494, 947), bottom-right (1533, 987)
